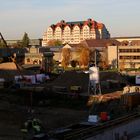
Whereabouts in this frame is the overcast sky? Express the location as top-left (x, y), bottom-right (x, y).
top-left (0, 0), bottom-right (140, 39)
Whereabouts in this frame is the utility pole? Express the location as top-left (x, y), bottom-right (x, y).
top-left (95, 49), bottom-right (97, 67)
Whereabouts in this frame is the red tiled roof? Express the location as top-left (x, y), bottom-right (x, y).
top-left (73, 24), bottom-right (82, 29)
top-left (83, 21), bottom-right (89, 25)
top-left (81, 39), bottom-right (121, 48)
top-left (66, 44), bottom-right (81, 48)
top-left (130, 40), bottom-right (140, 46)
top-left (64, 24), bottom-right (72, 29)
top-left (49, 19), bottom-right (107, 31)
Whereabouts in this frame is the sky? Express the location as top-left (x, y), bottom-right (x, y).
top-left (0, 0), bottom-right (140, 39)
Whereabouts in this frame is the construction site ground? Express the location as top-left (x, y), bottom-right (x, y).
top-left (0, 90), bottom-right (89, 140)
top-left (0, 71), bottom-right (128, 139)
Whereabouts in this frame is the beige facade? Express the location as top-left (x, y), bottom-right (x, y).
top-left (24, 46), bottom-right (42, 65)
top-left (42, 19), bottom-right (110, 46)
top-left (107, 46), bottom-right (118, 68)
top-left (6, 39), bottom-right (42, 47)
top-left (24, 46), bottom-right (63, 65)
top-left (113, 37), bottom-right (140, 42)
top-left (107, 44), bottom-right (140, 69)
top-left (118, 45), bottom-right (140, 69)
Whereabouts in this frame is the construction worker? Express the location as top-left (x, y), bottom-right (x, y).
top-left (21, 118), bottom-right (48, 140)
top-left (32, 118), bottom-right (49, 140)
top-left (21, 118), bottom-right (32, 133)
top-left (32, 118), bottom-right (42, 134)
top-left (21, 118), bottom-right (33, 140)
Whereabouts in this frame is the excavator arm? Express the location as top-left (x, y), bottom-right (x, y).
top-left (0, 32), bottom-right (25, 80)
top-left (0, 32), bottom-right (8, 47)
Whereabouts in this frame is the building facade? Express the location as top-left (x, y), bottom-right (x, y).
top-left (112, 36), bottom-right (140, 42)
top-left (6, 39), bottom-right (42, 47)
top-left (107, 45), bottom-right (118, 68)
top-left (23, 45), bottom-right (63, 65)
top-left (107, 40), bottom-right (140, 69)
top-left (42, 19), bottom-right (110, 46)
top-left (118, 45), bottom-right (140, 69)
top-left (24, 46), bottom-right (42, 65)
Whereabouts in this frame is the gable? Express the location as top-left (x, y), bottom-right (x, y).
top-left (63, 44), bottom-right (72, 49)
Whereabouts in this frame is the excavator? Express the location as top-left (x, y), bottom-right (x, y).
top-left (0, 32), bottom-right (8, 48)
top-left (0, 32), bottom-right (49, 139)
top-left (0, 32), bottom-right (25, 81)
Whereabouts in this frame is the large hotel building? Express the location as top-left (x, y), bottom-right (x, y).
top-left (42, 18), bottom-right (110, 46)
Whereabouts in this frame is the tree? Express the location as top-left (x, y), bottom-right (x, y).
top-left (47, 39), bottom-right (62, 46)
top-left (78, 45), bottom-right (90, 68)
top-left (55, 40), bottom-right (62, 46)
top-left (111, 59), bottom-right (117, 69)
top-left (71, 60), bottom-right (77, 69)
top-left (98, 48), bottom-right (109, 70)
top-left (21, 32), bottom-right (30, 48)
top-left (129, 58), bottom-right (135, 69)
top-left (99, 60), bottom-right (109, 70)
top-left (119, 58), bottom-right (125, 71)
top-left (47, 40), bottom-right (55, 46)
top-left (61, 48), bottom-right (71, 69)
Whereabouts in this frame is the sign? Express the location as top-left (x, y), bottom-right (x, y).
top-left (136, 75), bottom-right (140, 85)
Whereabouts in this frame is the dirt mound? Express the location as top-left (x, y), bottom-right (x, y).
top-left (49, 71), bottom-right (127, 95)
top-left (0, 62), bottom-right (36, 81)
top-left (51, 71), bottom-right (89, 93)
top-left (0, 62), bottom-right (17, 70)
top-left (100, 71), bottom-right (127, 83)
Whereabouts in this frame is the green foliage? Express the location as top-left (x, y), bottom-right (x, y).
top-left (64, 67), bottom-right (82, 71)
top-left (100, 68), bottom-right (118, 72)
top-left (125, 68), bottom-right (140, 72)
top-left (47, 39), bottom-right (62, 46)
top-left (55, 40), bottom-right (62, 46)
top-left (21, 32), bottom-right (30, 48)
